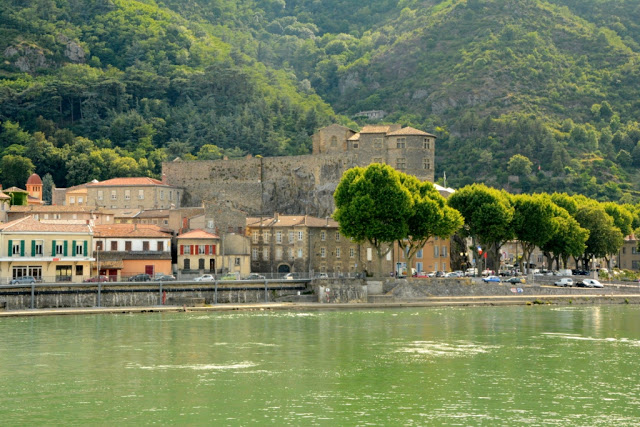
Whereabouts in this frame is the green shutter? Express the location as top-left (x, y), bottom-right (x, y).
top-left (8, 239), bottom-right (12, 257)
top-left (63, 241), bottom-right (68, 256)
top-left (52, 240), bottom-right (56, 256)
top-left (31, 240), bottom-right (35, 256)
top-left (72, 240), bottom-right (76, 256)
top-left (20, 240), bottom-right (24, 257)
top-left (84, 241), bottom-right (88, 257)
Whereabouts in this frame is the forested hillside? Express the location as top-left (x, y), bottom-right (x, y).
top-left (1, 0), bottom-right (640, 203)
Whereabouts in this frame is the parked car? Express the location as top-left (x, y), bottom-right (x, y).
top-left (577, 279), bottom-right (603, 288)
top-left (572, 269), bottom-right (589, 276)
top-left (220, 273), bottom-right (238, 280)
top-left (315, 273), bottom-right (329, 279)
top-left (414, 271), bottom-right (430, 278)
top-left (194, 274), bottom-right (215, 282)
top-left (554, 278), bottom-right (574, 287)
top-left (506, 277), bottom-right (526, 284)
top-left (482, 275), bottom-right (501, 283)
top-left (244, 273), bottom-right (266, 280)
top-left (284, 273), bottom-right (297, 280)
top-left (154, 273), bottom-right (176, 281)
top-left (10, 276), bottom-right (37, 284)
top-left (84, 275), bottom-right (109, 283)
top-left (128, 274), bottom-right (152, 282)
top-left (445, 272), bottom-right (461, 278)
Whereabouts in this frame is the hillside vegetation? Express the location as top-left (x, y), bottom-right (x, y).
top-left (1, 0), bottom-right (640, 203)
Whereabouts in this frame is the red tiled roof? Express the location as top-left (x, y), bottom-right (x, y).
top-left (93, 223), bottom-right (171, 238)
top-left (0, 216), bottom-right (91, 233)
top-left (359, 125), bottom-right (395, 134)
top-left (9, 205), bottom-right (107, 213)
top-left (246, 215), bottom-right (338, 228)
top-left (87, 177), bottom-right (172, 187)
top-left (177, 229), bottom-right (220, 239)
top-left (386, 126), bottom-right (436, 137)
top-left (26, 173), bottom-right (42, 185)
top-left (4, 187), bottom-right (27, 193)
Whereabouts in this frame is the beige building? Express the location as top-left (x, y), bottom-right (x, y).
top-left (246, 214), bottom-right (393, 276)
top-left (93, 224), bottom-right (172, 280)
top-left (618, 235), bottom-right (640, 270)
top-left (0, 216), bottom-right (94, 283)
top-left (86, 177), bottom-right (182, 210)
top-left (7, 205), bottom-right (116, 225)
top-left (176, 228), bottom-right (251, 278)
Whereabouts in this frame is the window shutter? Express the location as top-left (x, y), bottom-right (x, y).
top-left (72, 240), bottom-right (77, 256)
top-left (63, 241), bottom-right (68, 256)
top-left (204, 245), bottom-right (209, 255)
top-left (191, 245), bottom-right (195, 255)
top-left (8, 239), bottom-right (12, 257)
top-left (212, 245), bottom-right (216, 255)
top-left (31, 240), bottom-right (35, 256)
top-left (52, 240), bottom-right (56, 256)
top-left (20, 240), bottom-right (24, 257)
top-left (84, 241), bottom-right (88, 256)
top-left (179, 245), bottom-right (184, 255)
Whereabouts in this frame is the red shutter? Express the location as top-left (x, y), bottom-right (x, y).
top-left (204, 245), bottom-right (209, 255)
top-left (212, 245), bottom-right (216, 255)
top-left (180, 245), bottom-right (184, 255)
top-left (191, 245), bottom-right (195, 255)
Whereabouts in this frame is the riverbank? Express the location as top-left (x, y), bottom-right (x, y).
top-left (1, 293), bottom-right (639, 317)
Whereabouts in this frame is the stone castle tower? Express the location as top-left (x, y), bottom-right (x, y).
top-left (311, 124), bottom-right (436, 182)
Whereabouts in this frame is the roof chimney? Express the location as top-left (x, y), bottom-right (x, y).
top-left (274, 212), bottom-right (279, 222)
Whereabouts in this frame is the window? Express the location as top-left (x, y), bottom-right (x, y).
top-left (330, 136), bottom-right (338, 147)
top-left (321, 231), bottom-right (326, 241)
top-left (367, 248), bottom-right (372, 261)
top-left (96, 241), bottom-right (103, 251)
top-left (423, 138), bottom-right (431, 149)
top-left (124, 190), bottom-right (130, 200)
top-left (55, 242), bottom-right (64, 255)
top-left (142, 241), bottom-right (149, 251)
top-left (441, 246), bottom-right (447, 257)
top-left (423, 158), bottom-right (431, 170)
top-left (633, 246), bottom-right (638, 255)
top-left (111, 190), bottom-right (117, 200)
top-left (69, 196), bottom-right (75, 204)
top-left (373, 157), bottom-right (384, 164)
top-left (184, 259), bottom-right (190, 270)
top-left (335, 232), bottom-right (340, 242)
top-left (434, 246), bottom-right (439, 257)
top-left (12, 242), bottom-right (21, 255)
top-left (235, 257), bottom-right (241, 266)
top-left (297, 249), bottom-right (303, 258)
top-left (396, 158), bottom-right (406, 170)
top-left (276, 247), bottom-right (282, 260)
top-left (138, 190), bottom-right (144, 199)
top-left (350, 248), bottom-right (355, 258)
top-left (44, 214), bottom-right (49, 219)
top-left (252, 231), bottom-right (259, 244)
top-left (417, 249), bottom-right (423, 259)
top-left (321, 247), bottom-right (326, 258)
top-left (98, 190), bottom-right (104, 200)
top-left (34, 241), bottom-right (43, 256)
top-left (276, 231), bottom-right (282, 243)
top-left (207, 220), bottom-right (214, 229)
top-left (125, 241), bottom-right (132, 251)
top-left (352, 142), bottom-right (359, 149)
top-left (336, 248), bottom-right (341, 258)
top-left (263, 232), bottom-right (270, 244)
top-left (78, 197), bottom-right (83, 204)
top-left (158, 241), bottom-right (164, 252)
top-left (374, 138), bottom-right (383, 149)
top-left (56, 265), bottom-right (72, 282)
top-left (75, 265), bottom-right (83, 276)
top-left (298, 231), bottom-right (303, 241)
top-left (110, 241), bottom-right (118, 251)
top-left (252, 248), bottom-right (259, 260)
top-left (263, 248), bottom-right (269, 260)
top-left (160, 190), bottom-right (164, 200)
top-left (288, 232), bottom-right (294, 243)
top-left (396, 137), bottom-right (406, 148)
top-left (75, 242), bottom-right (84, 256)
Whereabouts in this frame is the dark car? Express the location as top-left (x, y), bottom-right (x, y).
top-left (244, 273), bottom-right (266, 280)
top-left (84, 275), bottom-right (109, 283)
top-left (128, 274), bottom-right (152, 282)
top-left (10, 276), bottom-right (37, 284)
top-left (154, 273), bottom-right (176, 281)
top-left (506, 277), bottom-right (526, 284)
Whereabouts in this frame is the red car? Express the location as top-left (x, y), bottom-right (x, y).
top-left (84, 275), bottom-right (109, 283)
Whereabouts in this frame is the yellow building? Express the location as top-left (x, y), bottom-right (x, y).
top-left (176, 229), bottom-right (251, 278)
top-left (0, 216), bottom-right (94, 283)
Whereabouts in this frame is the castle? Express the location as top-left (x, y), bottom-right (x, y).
top-left (162, 124), bottom-right (436, 217)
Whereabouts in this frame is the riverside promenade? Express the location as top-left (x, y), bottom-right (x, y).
top-left (2, 292), bottom-right (640, 317)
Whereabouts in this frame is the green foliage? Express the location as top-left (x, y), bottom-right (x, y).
top-left (0, 155), bottom-right (35, 189)
top-left (507, 154), bottom-right (533, 176)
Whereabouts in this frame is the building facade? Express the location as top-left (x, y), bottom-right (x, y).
top-left (85, 177), bottom-right (183, 210)
top-left (618, 235), bottom-right (640, 271)
top-left (93, 224), bottom-right (172, 280)
top-left (0, 216), bottom-right (94, 283)
top-left (246, 214), bottom-right (393, 276)
top-left (7, 205), bottom-right (116, 225)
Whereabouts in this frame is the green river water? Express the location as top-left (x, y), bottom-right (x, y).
top-left (1, 305), bottom-right (639, 426)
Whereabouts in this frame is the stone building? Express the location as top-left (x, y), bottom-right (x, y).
top-left (246, 214), bottom-right (393, 276)
top-left (163, 124), bottom-right (437, 217)
top-left (86, 177), bottom-right (182, 210)
top-left (618, 235), bottom-right (640, 270)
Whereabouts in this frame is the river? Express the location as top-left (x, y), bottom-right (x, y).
top-left (1, 305), bottom-right (639, 425)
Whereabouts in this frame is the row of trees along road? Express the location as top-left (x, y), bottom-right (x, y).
top-left (334, 164), bottom-right (638, 276)
top-left (333, 163), bottom-right (464, 276)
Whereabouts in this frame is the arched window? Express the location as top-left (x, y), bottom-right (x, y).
top-left (330, 136), bottom-right (338, 147)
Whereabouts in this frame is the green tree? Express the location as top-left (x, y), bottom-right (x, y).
top-left (333, 164), bottom-right (413, 276)
top-left (447, 184), bottom-right (514, 272)
top-left (574, 205), bottom-right (623, 269)
top-left (507, 154), bottom-right (533, 176)
top-left (397, 173), bottom-right (463, 270)
top-left (0, 155), bottom-right (35, 189)
top-left (42, 173), bottom-right (54, 205)
top-left (512, 194), bottom-right (557, 273)
top-left (540, 205), bottom-right (589, 270)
